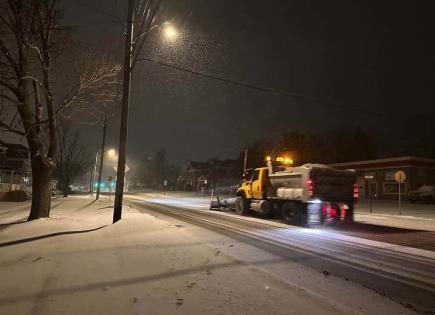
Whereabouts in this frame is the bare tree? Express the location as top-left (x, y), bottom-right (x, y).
top-left (0, 0), bottom-right (121, 220)
top-left (53, 124), bottom-right (90, 197)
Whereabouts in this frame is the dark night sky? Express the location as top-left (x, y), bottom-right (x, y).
top-left (61, 0), bottom-right (435, 165)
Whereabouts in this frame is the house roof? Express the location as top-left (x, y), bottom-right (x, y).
top-left (209, 159), bottom-right (239, 167)
top-left (0, 140), bottom-right (28, 151)
top-left (188, 161), bottom-right (210, 170)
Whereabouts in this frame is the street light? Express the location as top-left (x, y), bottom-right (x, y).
top-left (107, 148), bottom-right (117, 159)
top-left (162, 22), bottom-right (178, 41)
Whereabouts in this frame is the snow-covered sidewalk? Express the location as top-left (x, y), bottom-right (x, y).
top-left (354, 200), bottom-right (435, 231)
top-left (0, 196), bottom-right (352, 315)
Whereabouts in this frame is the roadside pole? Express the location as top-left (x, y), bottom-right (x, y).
top-left (243, 147), bottom-right (248, 177)
top-left (91, 150), bottom-right (98, 196)
top-left (96, 116), bottom-right (107, 200)
top-left (395, 171), bottom-right (406, 216)
top-left (399, 181), bottom-right (401, 215)
top-left (113, 0), bottom-right (135, 223)
top-left (365, 174), bottom-right (375, 214)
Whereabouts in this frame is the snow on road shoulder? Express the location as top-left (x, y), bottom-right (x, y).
top-left (0, 195), bottom-right (348, 315)
top-left (127, 192), bottom-right (210, 209)
top-left (355, 212), bottom-right (435, 231)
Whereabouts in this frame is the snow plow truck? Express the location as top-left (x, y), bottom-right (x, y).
top-left (210, 160), bottom-right (358, 227)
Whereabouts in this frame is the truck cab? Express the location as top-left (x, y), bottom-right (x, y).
top-left (238, 167), bottom-right (269, 200)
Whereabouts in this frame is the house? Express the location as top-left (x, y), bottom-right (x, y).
top-left (0, 140), bottom-right (31, 196)
top-left (329, 156), bottom-right (435, 200)
top-left (176, 161), bottom-right (211, 191)
top-left (177, 159), bottom-right (241, 191)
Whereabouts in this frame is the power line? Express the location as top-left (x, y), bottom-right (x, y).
top-left (136, 57), bottom-right (396, 119)
top-left (65, 21), bottom-right (120, 29)
top-left (70, 0), bottom-right (124, 24)
top-left (68, 0), bottom-right (404, 120)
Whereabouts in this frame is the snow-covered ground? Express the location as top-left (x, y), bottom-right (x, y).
top-left (0, 195), bottom-right (417, 315)
top-left (356, 199), bottom-right (435, 218)
top-left (354, 200), bottom-right (435, 231)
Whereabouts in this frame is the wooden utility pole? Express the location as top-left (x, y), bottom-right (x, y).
top-left (96, 116), bottom-right (107, 200)
top-left (90, 145), bottom-right (99, 195)
top-left (243, 147), bottom-right (248, 177)
top-left (113, 0), bottom-right (135, 223)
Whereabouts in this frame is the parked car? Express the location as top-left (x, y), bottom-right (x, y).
top-left (408, 185), bottom-right (435, 203)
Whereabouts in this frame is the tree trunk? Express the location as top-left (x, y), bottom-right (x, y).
top-left (62, 185), bottom-right (68, 198)
top-left (28, 155), bottom-right (52, 221)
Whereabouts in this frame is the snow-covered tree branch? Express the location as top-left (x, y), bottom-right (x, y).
top-left (0, 0), bottom-right (121, 220)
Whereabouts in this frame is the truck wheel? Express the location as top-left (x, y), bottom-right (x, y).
top-left (262, 201), bottom-right (273, 218)
top-left (235, 197), bottom-right (250, 215)
top-left (281, 202), bottom-right (300, 226)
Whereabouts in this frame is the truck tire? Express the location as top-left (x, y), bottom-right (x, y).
top-left (281, 201), bottom-right (301, 226)
top-left (262, 200), bottom-right (273, 218)
top-left (235, 197), bottom-right (250, 215)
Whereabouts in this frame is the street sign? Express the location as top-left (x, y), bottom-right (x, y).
top-left (394, 171), bottom-right (406, 183)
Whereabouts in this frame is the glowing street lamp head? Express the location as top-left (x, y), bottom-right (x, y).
top-left (162, 22), bottom-right (178, 41)
top-left (107, 148), bottom-right (116, 158)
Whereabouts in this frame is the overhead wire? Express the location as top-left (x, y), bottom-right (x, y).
top-left (135, 57), bottom-right (400, 119)
top-left (70, 0), bottom-right (402, 120)
top-left (69, 0), bottom-right (124, 24)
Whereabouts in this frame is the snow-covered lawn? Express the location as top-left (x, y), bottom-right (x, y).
top-left (0, 195), bottom-right (356, 315)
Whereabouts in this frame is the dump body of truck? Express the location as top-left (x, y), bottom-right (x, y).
top-left (269, 164), bottom-right (356, 203)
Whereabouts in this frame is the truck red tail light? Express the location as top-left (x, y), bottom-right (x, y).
top-left (322, 202), bottom-right (338, 217)
top-left (322, 203), bottom-right (329, 216)
top-left (353, 184), bottom-right (359, 198)
top-left (307, 178), bottom-right (313, 196)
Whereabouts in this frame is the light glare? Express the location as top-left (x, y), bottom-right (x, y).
top-left (163, 23), bottom-right (178, 41)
